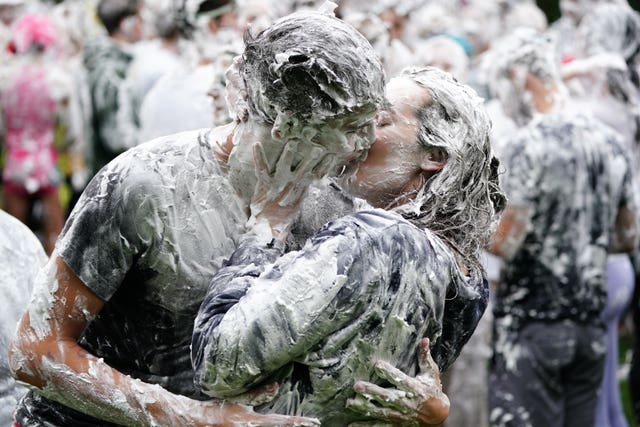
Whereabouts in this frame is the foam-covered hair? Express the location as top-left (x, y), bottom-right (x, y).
top-left (486, 28), bottom-right (560, 91)
top-left (483, 28), bottom-right (561, 125)
top-left (238, 10), bottom-right (386, 127)
top-left (580, 4), bottom-right (640, 85)
top-left (394, 67), bottom-right (506, 267)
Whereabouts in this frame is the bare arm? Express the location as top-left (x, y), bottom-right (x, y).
top-left (488, 206), bottom-right (531, 261)
top-left (610, 206), bottom-right (638, 253)
top-left (9, 255), bottom-right (317, 427)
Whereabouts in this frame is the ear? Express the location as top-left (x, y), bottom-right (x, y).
top-left (420, 148), bottom-right (446, 172)
top-left (420, 158), bottom-right (445, 173)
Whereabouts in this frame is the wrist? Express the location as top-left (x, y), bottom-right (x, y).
top-left (245, 213), bottom-right (291, 245)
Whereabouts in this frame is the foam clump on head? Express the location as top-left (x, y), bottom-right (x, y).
top-left (234, 8), bottom-right (386, 138)
top-left (224, 6), bottom-right (386, 215)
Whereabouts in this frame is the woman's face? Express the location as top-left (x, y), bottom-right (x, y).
top-left (343, 76), bottom-right (433, 209)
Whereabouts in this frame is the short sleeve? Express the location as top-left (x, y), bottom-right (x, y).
top-left (56, 161), bottom-right (146, 301)
top-left (500, 136), bottom-right (540, 208)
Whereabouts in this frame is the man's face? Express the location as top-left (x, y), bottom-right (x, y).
top-left (320, 112), bottom-right (376, 177)
top-left (295, 107), bottom-right (377, 180)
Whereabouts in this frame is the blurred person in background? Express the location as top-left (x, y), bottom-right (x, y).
top-left (562, 4), bottom-right (640, 426)
top-left (547, 0), bottom-right (629, 63)
top-left (49, 0), bottom-right (101, 211)
top-left (0, 13), bottom-right (71, 254)
top-left (138, 0), bottom-right (245, 140)
top-left (128, 0), bottom-right (194, 104)
top-left (0, 210), bottom-right (47, 425)
top-left (486, 29), bottom-right (637, 427)
top-left (83, 0), bottom-right (144, 178)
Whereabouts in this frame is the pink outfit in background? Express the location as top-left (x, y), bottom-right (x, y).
top-left (1, 63), bottom-right (60, 195)
top-left (12, 14), bottom-right (58, 54)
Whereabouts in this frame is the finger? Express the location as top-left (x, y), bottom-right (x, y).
top-left (253, 142), bottom-right (271, 175)
top-left (418, 338), bottom-right (431, 372)
top-left (253, 142), bottom-right (272, 200)
top-left (353, 380), bottom-right (416, 412)
top-left (278, 179), bottom-right (309, 208)
top-left (373, 360), bottom-right (434, 397)
top-left (311, 153), bottom-right (335, 178)
top-left (346, 395), bottom-right (413, 423)
top-left (273, 141), bottom-right (299, 185)
top-left (277, 146), bottom-right (325, 206)
top-left (416, 338), bottom-right (442, 385)
top-left (292, 145), bottom-right (324, 179)
top-left (226, 382), bottom-right (279, 407)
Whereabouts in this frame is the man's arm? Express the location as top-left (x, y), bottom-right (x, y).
top-left (610, 206), bottom-right (638, 253)
top-left (9, 256), bottom-right (318, 427)
top-left (488, 206), bottom-right (532, 260)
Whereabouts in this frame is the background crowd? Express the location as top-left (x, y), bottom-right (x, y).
top-left (1, 0), bottom-right (640, 426)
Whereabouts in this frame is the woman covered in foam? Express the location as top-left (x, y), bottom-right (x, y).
top-left (0, 14), bottom-right (70, 254)
top-left (192, 66), bottom-right (505, 426)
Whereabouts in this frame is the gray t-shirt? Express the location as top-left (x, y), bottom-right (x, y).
top-left (16, 129), bottom-right (249, 425)
top-left (494, 112), bottom-right (636, 328)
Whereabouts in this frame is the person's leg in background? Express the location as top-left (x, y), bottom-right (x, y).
top-left (564, 323), bottom-right (607, 427)
top-left (596, 254), bottom-right (634, 427)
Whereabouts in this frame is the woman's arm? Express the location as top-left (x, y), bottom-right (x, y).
top-left (192, 226), bottom-right (367, 398)
top-left (10, 256), bottom-right (318, 427)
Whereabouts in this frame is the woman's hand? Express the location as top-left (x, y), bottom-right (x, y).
top-left (346, 338), bottom-right (450, 427)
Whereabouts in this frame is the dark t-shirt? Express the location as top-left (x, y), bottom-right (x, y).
top-left (493, 113), bottom-right (635, 329)
top-left (16, 130), bottom-right (249, 426)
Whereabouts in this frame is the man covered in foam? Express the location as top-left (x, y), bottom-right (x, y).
top-left (192, 67), bottom-right (505, 426)
top-left (6, 6), bottom-right (418, 427)
top-left (485, 28), bottom-right (637, 427)
top-left (0, 211), bottom-right (47, 426)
